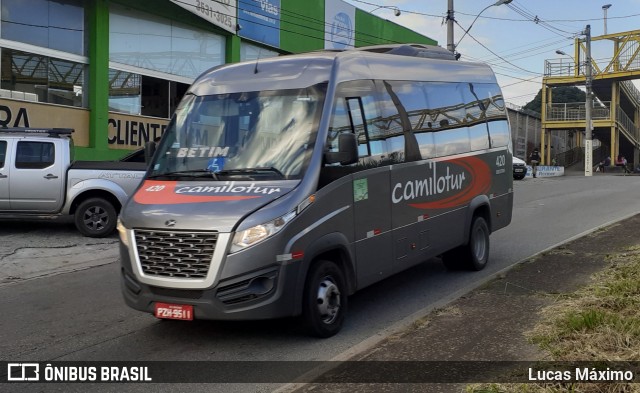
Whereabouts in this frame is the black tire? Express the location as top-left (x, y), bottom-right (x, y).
top-left (442, 216), bottom-right (490, 271)
top-left (74, 198), bottom-right (117, 238)
top-left (302, 260), bottom-right (348, 338)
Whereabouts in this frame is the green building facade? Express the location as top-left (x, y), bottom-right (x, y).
top-left (0, 0), bottom-right (436, 160)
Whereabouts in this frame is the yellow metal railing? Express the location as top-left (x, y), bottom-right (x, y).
top-left (621, 80), bottom-right (640, 106)
top-left (587, 31), bottom-right (640, 75)
top-left (617, 107), bottom-right (639, 141)
top-left (545, 102), bottom-right (611, 121)
top-left (545, 59), bottom-right (583, 77)
top-left (544, 29), bottom-right (640, 79)
top-left (545, 102), bottom-right (638, 144)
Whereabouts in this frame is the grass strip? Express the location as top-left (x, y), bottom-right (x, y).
top-left (467, 247), bottom-right (640, 393)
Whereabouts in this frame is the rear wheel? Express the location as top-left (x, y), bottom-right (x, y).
top-left (442, 216), bottom-right (490, 271)
top-left (74, 198), bottom-right (117, 238)
top-left (302, 260), bottom-right (347, 338)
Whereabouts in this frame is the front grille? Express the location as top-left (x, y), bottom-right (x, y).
top-left (134, 229), bottom-right (218, 279)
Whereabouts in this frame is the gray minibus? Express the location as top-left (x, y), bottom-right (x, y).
top-left (118, 44), bottom-right (513, 337)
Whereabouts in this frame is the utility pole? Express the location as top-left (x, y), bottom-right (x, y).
top-left (447, 0), bottom-right (455, 53)
top-left (584, 24), bottom-right (593, 176)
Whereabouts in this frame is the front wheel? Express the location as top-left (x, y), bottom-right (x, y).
top-left (442, 216), bottom-right (490, 271)
top-left (302, 260), bottom-right (348, 338)
top-left (74, 198), bottom-right (117, 238)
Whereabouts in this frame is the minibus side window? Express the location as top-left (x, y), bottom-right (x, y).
top-left (421, 82), bottom-right (471, 157)
top-left (345, 97), bottom-right (371, 157)
top-left (472, 83), bottom-right (511, 150)
top-left (488, 120), bottom-right (511, 148)
top-left (424, 82), bottom-right (468, 129)
top-left (378, 80), bottom-right (420, 162)
top-left (434, 128), bottom-right (471, 157)
top-left (326, 80), bottom-right (396, 168)
top-left (321, 80), bottom-right (401, 187)
top-left (383, 80), bottom-right (434, 159)
top-left (464, 83), bottom-right (491, 151)
top-left (472, 83), bottom-right (507, 119)
top-left (468, 123), bottom-right (491, 151)
top-left (357, 82), bottom-right (398, 166)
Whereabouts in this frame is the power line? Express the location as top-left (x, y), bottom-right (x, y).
top-left (351, 0), bottom-right (640, 24)
top-left (506, 2), bottom-right (579, 38)
top-left (478, 38), bottom-right (573, 67)
top-left (454, 20), bottom-right (539, 75)
top-left (498, 74), bottom-right (541, 88)
top-left (455, 9), bottom-right (640, 23)
top-left (347, 0), bottom-right (443, 18)
top-left (511, 1), bottom-right (579, 31)
top-left (507, 92), bottom-right (539, 100)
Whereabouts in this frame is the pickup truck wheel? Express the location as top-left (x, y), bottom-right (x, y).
top-left (75, 198), bottom-right (117, 238)
top-left (302, 260), bottom-right (347, 338)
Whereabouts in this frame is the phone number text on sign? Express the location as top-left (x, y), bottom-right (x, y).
top-left (196, 0), bottom-right (234, 30)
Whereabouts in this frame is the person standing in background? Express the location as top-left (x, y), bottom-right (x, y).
top-left (529, 148), bottom-right (541, 178)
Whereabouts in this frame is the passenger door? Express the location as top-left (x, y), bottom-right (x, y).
top-left (9, 140), bottom-right (64, 212)
top-left (0, 140), bottom-right (9, 210)
top-left (323, 81), bottom-right (395, 288)
top-left (339, 83), bottom-right (394, 288)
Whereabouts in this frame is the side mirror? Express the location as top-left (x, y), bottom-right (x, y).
top-left (325, 133), bottom-right (358, 165)
top-left (144, 141), bottom-right (157, 164)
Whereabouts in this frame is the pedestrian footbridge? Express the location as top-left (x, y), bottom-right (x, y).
top-left (541, 29), bottom-right (640, 167)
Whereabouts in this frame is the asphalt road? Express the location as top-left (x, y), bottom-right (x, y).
top-left (2, 174), bottom-right (640, 392)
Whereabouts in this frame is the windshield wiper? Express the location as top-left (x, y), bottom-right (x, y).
top-left (214, 167), bottom-right (285, 179)
top-left (148, 170), bottom-right (219, 180)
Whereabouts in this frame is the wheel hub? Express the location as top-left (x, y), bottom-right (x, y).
top-left (472, 226), bottom-right (487, 261)
top-left (316, 276), bottom-right (341, 324)
top-left (85, 207), bottom-right (107, 230)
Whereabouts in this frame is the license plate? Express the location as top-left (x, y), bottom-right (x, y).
top-left (154, 303), bottom-right (193, 321)
top-left (514, 168), bottom-right (524, 173)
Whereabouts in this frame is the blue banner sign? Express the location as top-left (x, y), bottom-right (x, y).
top-left (238, 0), bottom-right (281, 48)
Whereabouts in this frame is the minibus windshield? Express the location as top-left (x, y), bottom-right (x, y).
top-left (150, 84), bottom-right (327, 181)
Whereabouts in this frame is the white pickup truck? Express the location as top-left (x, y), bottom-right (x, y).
top-left (0, 128), bottom-right (147, 237)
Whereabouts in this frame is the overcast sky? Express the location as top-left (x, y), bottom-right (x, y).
top-left (344, 0), bottom-right (640, 107)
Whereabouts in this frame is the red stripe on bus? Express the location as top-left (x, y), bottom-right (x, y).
top-left (133, 180), bottom-right (261, 205)
top-left (409, 156), bottom-right (492, 210)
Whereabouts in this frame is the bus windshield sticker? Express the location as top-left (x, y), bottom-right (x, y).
top-left (353, 178), bottom-right (368, 202)
top-left (175, 146), bottom-right (230, 158)
top-left (207, 157), bottom-right (225, 172)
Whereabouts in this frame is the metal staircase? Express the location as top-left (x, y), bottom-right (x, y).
top-left (541, 29), bottom-right (640, 166)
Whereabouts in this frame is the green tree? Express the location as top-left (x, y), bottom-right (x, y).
top-left (523, 86), bottom-right (586, 113)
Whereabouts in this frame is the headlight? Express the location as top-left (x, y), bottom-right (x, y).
top-left (117, 217), bottom-right (129, 247)
top-left (230, 211), bottom-right (296, 253)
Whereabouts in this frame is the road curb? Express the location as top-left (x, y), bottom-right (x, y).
top-left (272, 210), bottom-right (640, 393)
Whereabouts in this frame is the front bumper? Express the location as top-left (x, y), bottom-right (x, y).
top-left (119, 235), bottom-right (301, 321)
